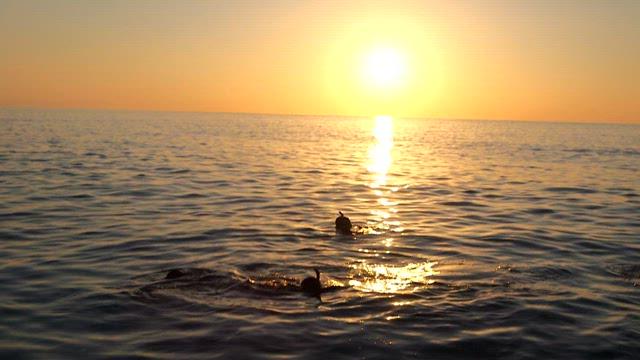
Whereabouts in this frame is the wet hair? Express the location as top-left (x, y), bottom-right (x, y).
top-left (335, 211), bottom-right (352, 235)
top-left (301, 268), bottom-right (322, 296)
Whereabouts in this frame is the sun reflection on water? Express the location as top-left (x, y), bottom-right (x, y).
top-left (348, 262), bottom-right (439, 294)
top-left (366, 115), bottom-right (400, 232)
top-left (368, 115), bottom-right (394, 188)
top-left (350, 115), bottom-right (437, 295)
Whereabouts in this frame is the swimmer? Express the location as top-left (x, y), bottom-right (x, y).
top-left (335, 211), bottom-right (353, 235)
top-left (301, 268), bottom-right (322, 297)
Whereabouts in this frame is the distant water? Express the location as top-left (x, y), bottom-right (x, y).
top-left (1, 109), bottom-right (639, 359)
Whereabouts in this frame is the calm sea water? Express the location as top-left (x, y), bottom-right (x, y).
top-left (1, 109), bottom-right (639, 359)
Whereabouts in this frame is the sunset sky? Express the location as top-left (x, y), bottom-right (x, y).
top-left (1, 0), bottom-right (638, 123)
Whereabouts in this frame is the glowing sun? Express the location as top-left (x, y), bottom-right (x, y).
top-left (362, 47), bottom-right (408, 90)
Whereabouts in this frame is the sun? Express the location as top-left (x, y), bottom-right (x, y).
top-left (362, 47), bottom-right (408, 90)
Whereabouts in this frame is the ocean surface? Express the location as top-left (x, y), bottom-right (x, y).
top-left (1, 109), bottom-right (639, 359)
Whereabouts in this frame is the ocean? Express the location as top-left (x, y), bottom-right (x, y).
top-left (1, 109), bottom-right (639, 359)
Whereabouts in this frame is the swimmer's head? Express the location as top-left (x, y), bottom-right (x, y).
top-left (301, 268), bottom-right (322, 296)
top-left (335, 211), bottom-right (352, 235)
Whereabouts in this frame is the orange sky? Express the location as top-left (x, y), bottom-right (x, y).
top-left (1, 0), bottom-right (639, 123)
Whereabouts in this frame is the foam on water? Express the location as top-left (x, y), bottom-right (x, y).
top-left (1, 109), bottom-right (639, 359)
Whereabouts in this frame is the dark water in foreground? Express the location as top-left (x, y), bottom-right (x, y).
top-left (1, 109), bottom-right (639, 359)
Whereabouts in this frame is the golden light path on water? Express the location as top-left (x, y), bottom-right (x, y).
top-left (349, 115), bottom-right (438, 295)
top-left (367, 115), bottom-right (393, 189)
top-left (349, 262), bottom-right (439, 294)
top-left (366, 115), bottom-right (400, 232)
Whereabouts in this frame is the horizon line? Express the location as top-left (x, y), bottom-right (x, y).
top-left (1, 105), bottom-right (637, 126)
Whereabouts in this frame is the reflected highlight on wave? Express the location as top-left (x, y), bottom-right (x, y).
top-left (365, 115), bottom-right (404, 233)
top-left (367, 115), bottom-right (394, 188)
top-left (348, 261), bottom-right (439, 294)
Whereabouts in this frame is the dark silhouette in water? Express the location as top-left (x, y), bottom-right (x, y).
top-left (165, 269), bottom-right (187, 279)
top-left (335, 211), bottom-right (352, 235)
top-left (154, 268), bottom-right (345, 300)
top-left (301, 268), bottom-right (322, 297)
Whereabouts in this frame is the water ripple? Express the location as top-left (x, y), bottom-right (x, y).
top-left (0, 110), bottom-right (638, 359)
